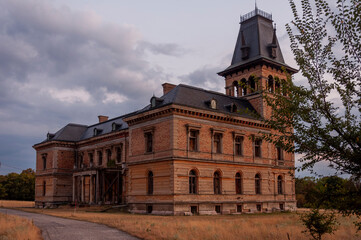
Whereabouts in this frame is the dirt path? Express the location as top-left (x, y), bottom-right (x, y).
top-left (0, 208), bottom-right (140, 240)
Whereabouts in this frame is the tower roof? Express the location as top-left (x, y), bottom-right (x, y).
top-left (218, 7), bottom-right (297, 76)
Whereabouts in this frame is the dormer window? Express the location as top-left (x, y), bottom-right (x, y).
top-left (150, 96), bottom-right (164, 108)
top-left (47, 133), bottom-right (55, 140)
top-left (210, 99), bottom-right (217, 109)
top-left (93, 128), bottom-right (103, 136)
top-left (112, 122), bottom-right (122, 131)
top-left (226, 103), bottom-right (237, 113)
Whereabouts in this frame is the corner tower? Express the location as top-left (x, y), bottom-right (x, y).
top-left (218, 7), bottom-right (297, 119)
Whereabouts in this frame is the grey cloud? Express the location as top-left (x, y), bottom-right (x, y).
top-left (137, 41), bottom-right (187, 56)
top-left (0, 0), bottom-right (179, 172)
top-left (180, 65), bottom-right (224, 92)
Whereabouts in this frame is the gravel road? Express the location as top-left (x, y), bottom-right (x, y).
top-left (0, 208), bottom-right (140, 240)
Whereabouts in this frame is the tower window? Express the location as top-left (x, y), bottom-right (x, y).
top-left (42, 154), bottom-right (47, 170)
top-left (249, 76), bottom-right (256, 93)
top-left (268, 76), bottom-right (274, 93)
top-left (233, 81), bottom-right (239, 97)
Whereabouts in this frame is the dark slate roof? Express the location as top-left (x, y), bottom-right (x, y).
top-left (36, 115), bottom-right (130, 145)
top-left (48, 124), bottom-right (88, 142)
top-left (80, 116), bottom-right (128, 140)
top-left (219, 8), bottom-right (297, 75)
top-left (139, 84), bottom-right (260, 120)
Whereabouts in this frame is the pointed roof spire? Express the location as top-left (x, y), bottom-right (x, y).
top-left (255, 0), bottom-right (258, 10)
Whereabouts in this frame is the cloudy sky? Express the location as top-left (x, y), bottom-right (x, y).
top-left (0, 0), bottom-right (334, 176)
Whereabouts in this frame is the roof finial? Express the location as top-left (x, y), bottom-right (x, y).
top-left (255, 0), bottom-right (258, 10)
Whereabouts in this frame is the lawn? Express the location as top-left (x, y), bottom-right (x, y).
top-left (0, 211), bottom-right (42, 240)
top-left (17, 206), bottom-right (360, 240)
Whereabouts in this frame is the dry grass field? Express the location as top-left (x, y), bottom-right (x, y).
top-left (0, 200), bottom-right (35, 208)
top-left (0, 212), bottom-right (42, 240)
top-left (19, 206), bottom-right (361, 240)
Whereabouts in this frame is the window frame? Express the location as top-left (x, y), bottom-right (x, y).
top-left (98, 150), bottom-right (103, 166)
top-left (144, 130), bottom-right (154, 153)
top-left (213, 171), bottom-right (222, 194)
top-left (277, 175), bottom-right (283, 194)
top-left (147, 171), bottom-right (154, 195)
top-left (186, 124), bottom-right (201, 152)
top-left (189, 170), bottom-right (197, 194)
top-left (43, 180), bottom-right (46, 196)
top-left (234, 135), bottom-right (244, 156)
top-left (254, 139), bottom-right (262, 158)
top-left (235, 172), bottom-right (242, 194)
top-left (116, 145), bottom-right (122, 163)
top-left (255, 173), bottom-right (261, 194)
top-left (42, 154), bottom-right (47, 170)
top-left (189, 130), bottom-right (199, 152)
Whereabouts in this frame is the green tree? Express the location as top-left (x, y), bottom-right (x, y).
top-left (262, 0), bottom-right (361, 231)
top-left (263, 0), bottom-right (361, 176)
top-left (300, 209), bottom-right (338, 240)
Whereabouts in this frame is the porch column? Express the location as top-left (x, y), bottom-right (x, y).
top-left (81, 175), bottom-right (84, 202)
top-left (72, 176), bottom-right (75, 202)
top-left (89, 174), bottom-right (93, 204)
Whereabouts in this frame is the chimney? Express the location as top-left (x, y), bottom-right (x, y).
top-left (98, 115), bottom-right (109, 123)
top-left (162, 83), bottom-right (177, 95)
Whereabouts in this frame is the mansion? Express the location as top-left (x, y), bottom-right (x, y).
top-left (33, 7), bottom-right (297, 215)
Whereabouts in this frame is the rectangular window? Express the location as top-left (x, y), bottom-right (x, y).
top-left (191, 206), bottom-right (198, 215)
top-left (279, 203), bottom-right (284, 211)
top-left (116, 146), bottom-right (122, 163)
top-left (189, 130), bottom-right (198, 151)
top-left (79, 154), bottom-right (83, 168)
top-left (215, 205), bottom-right (221, 214)
top-left (256, 204), bottom-right (262, 212)
top-left (89, 153), bottom-right (93, 166)
top-left (145, 132), bottom-right (153, 153)
top-left (43, 181), bottom-right (46, 196)
top-left (237, 205), bottom-right (242, 213)
top-left (214, 133), bottom-right (222, 153)
top-left (277, 147), bottom-right (283, 160)
top-left (235, 136), bottom-right (243, 156)
top-left (147, 205), bottom-right (153, 214)
top-left (254, 139), bottom-right (262, 158)
top-left (107, 149), bottom-right (112, 162)
top-left (42, 154), bottom-right (47, 170)
top-left (98, 151), bottom-right (103, 166)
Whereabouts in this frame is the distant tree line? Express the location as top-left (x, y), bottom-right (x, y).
top-left (296, 176), bottom-right (361, 211)
top-left (0, 169), bottom-right (35, 201)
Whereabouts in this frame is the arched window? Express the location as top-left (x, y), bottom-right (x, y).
top-left (275, 77), bottom-right (281, 93)
top-left (233, 81), bottom-right (239, 97)
top-left (43, 181), bottom-right (46, 196)
top-left (249, 76), bottom-right (256, 93)
top-left (235, 172), bottom-right (242, 194)
top-left (189, 170), bottom-right (197, 194)
top-left (277, 175), bottom-right (283, 194)
top-left (214, 171), bottom-right (221, 194)
top-left (147, 171), bottom-right (153, 195)
top-left (255, 174), bottom-right (261, 194)
top-left (241, 78), bottom-right (247, 96)
top-left (268, 76), bottom-right (274, 93)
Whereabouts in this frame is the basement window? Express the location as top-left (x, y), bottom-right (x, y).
top-left (237, 205), bottom-right (242, 213)
top-left (191, 206), bottom-right (198, 215)
top-left (147, 205), bottom-right (153, 214)
top-left (215, 205), bottom-right (221, 214)
top-left (256, 204), bottom-right (262, 212)
top-left (279, 203), bottom-right (284, 211)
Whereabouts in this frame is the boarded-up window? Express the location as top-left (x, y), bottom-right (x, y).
top-left (189, 130), bottom-right (198, 151)
top-left (235, 172), bottom-right (242, 194)
top-left (255, 174), bottom-right (261, 194)
top-left (278, 175), bottom-right (283, 194)
top-left (148, 171), bottom-right (153, 195)
top-left (214, 171), bottom-right (221, 194)
top-left (189, 170), bottom-right (197, 194)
